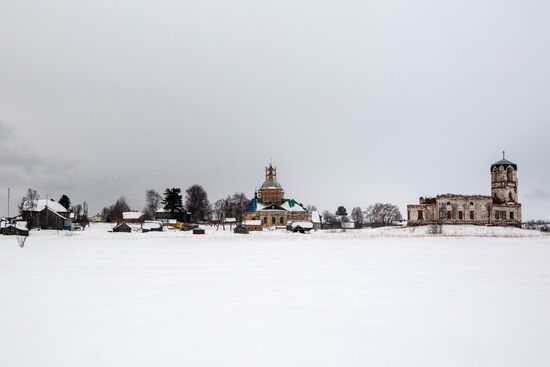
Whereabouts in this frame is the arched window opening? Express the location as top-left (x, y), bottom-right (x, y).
top-left (507, 167), bottom-right (514, 181)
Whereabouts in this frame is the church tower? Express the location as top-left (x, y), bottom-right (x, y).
top-left (258, 163), bottom-right (284, 204)
top-left (491, 151), bottom-right (518, 204)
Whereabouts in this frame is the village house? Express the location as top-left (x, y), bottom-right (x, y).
top-left (21, 199), bottom-right (72, 230)
top-left (243, 164), bottom-right (311, 228)
top-left (407, 153), bottom-right (522, 227)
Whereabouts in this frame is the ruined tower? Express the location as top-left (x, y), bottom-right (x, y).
top-left (491, 152), bottom-right (518, 204)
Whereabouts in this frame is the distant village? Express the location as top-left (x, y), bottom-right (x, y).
top-left (1, 154), bottom-right (547, 237)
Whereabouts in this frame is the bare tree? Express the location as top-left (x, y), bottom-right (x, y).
top-left (18, 188), bottom-right (39, 214)
top-left (322, 210), bottom-right (336, 224)
top-left (19, 188), bottom-right (39, 229)
top-left (103, 197), bottom-right (130, 222)
top-left (213, 193), bottom-right (250, 223)
top-left (185, 185), bottom-right (210, 222)
top-left (364, 203), bottom-right (403, 227)
top-left (351, 207), bottom-right (364, 228)
top-left (229, 193), bottom-right (249, 221)
top-left (72, 204), bottom-right (83, 220)
top-left (143, 189), bottom-right (162, 220)
top-left (307, 205), bottom-right (318, 212)
top-left (17, 235), bottom-right (28, 248)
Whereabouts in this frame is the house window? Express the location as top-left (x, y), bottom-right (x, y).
top-left (280, 217), bottom-right (284, 224)
top-left (470, 211), bottom-right (475, 220)
top-left (510, 212), bottom-right (514, 220)
top-left (272, 217), bottom-right (276, 224)
top-left (418, 210), bottom-right (424, 220)
top-left (446, 211), bottom-right (451, 220)
top-left (458, 211), bottom-right (463, 220)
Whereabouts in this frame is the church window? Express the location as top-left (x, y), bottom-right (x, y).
top-left (510, 212), bottom-right (514, 220)
top-left (418, 210), bottom-right (424, 220)
top-left (263, 217), bottom-right (267, 224)
top-left (272, 217), bottom-right (276, 224)
top-left (446, 211), bottom-right (451, 220)
top-left (458, 211), bottom-right (463, 220)
top-left (507, 167), bottom-right (514, 181)
top-left (470, 211), bottom-right (475, 220)
top-left (280, 217), bottom-right (284, 224)
top-left (509, 192), bottom-right (514, 201)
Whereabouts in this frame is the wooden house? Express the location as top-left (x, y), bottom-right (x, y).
top-left (21, 199), bottom-right (71, 230)
top-left (112, 223), bottom-right (132, 233)
top-left (243, 219), bottom-right (263, 231)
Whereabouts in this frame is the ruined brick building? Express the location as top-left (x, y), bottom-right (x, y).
top-left (407, 153), bottom-right (522, 227)
top-left (243, 164), bottom-right (310, 228)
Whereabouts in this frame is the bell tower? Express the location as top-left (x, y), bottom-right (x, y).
top-left (491, 151), bottom-right (518, 204)
top-left (258, 163), bottom-right (284, 203)
top-left (266, 164), bottom-right (277, 181)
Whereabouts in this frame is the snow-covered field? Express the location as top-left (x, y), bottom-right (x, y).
top-left (1, 224), bottom-right (549, 367)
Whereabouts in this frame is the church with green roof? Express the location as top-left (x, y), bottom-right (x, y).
top-left (243, 164), bottom-right (310, 229)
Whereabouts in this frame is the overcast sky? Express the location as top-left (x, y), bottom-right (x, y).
top-left (1, 0), bottom-right (549, 220)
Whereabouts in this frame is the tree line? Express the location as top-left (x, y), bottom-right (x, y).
top-left (322, 203), bottom-right (402, 228)
top-left (102, 185), bottom-right (250, 223)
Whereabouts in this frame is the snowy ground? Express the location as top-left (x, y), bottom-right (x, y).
top-left (1, 224), bottom-right (549, 367)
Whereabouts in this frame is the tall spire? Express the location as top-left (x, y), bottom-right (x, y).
top-left (503, 150), bottom-right (506, 160)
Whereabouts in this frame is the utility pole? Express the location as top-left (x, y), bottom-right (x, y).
top-left (7, 188), bottom-right (10, 218)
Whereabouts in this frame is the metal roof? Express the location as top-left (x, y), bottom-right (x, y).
top-left (260, 178), bottom-right (283, 190)
top-left (491, 158), bottom-right (517, 170)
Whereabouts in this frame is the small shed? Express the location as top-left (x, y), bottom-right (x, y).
top-left (243, 219), bottom-right (263, 231)
top-left (2, 222), bottom-right (29, 236)
top-left (113, 223), bottom-right (132, 233)
top-left (90, 214), bottom-right (104, 223)
top-left (233, 224), bottom-right (249, 234)
top-left (311, 211), bottom-right (322, 230)
top-left (193, 228), bottom-right (205, 235)
top-left (287, 221), bottom-right (314, 233)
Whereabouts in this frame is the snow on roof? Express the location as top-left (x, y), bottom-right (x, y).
top-left (23, 199), bottom-right (69, 213)
top-left (15, 221), bottom-right (28, 230)
top-left (243, 220), bottom-right (262, 226)
top-left (281, 199), bottom-right (306, 212)
top-left (142, 221), bottom-right (162, 230)
top-left (311, 211), bottom-right (321, 223)
top-left (45, 207), bottom-right (69, 220)
top-left (288, 221), bottom-right (314, 229)
top-left (225, 218), bottom-right (237, 223)
top-left (123, 212), bottom-right (143, 220)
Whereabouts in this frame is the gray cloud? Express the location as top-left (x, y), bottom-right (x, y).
top-left (526, 189), bottom-right (550, 200)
